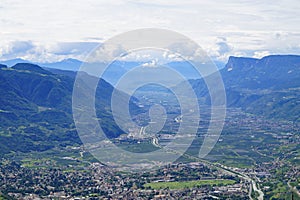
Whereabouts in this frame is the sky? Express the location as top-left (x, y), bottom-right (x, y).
top-left (0, 0), bottom-right (300, 63)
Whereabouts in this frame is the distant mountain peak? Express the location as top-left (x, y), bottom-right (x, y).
top-left (260, 54), bottom-right (300, 59)
top-left (61, 58), bottom-right (83, 63)
top-left (11, 63), bottom-right (52, 75)
top-left (38, 58), bottom-right (83, 71)
top-left (227, 56), bottom-right (258, 61)
top-left (222, 54), bottom-right (300, 90)
top-left (225, 55), bottom-right (300, 72)
top-left (0, 58), bottom-right (30, 67)
top-left (225, 56), bottom-right (258, 71)
top-left (0, 64), bottom-right (7, 68)
top-left (227, 55), bottom-right (300, 65)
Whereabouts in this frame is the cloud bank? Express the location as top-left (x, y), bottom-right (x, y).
top-left (0, 0), bottom-right (299, 63)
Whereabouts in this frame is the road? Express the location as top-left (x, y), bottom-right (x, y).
top-left (139, 126), bottom-right (146, 137)
top-left (288, 181), bottom-right (300, 198)
top-left (141, 125), bottom-right (264, 199)
top-left (151, 137), bottom-right (159, 147)
top-left (251, 180), bottom-right (264, 200)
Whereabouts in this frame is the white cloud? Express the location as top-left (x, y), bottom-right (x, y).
top-left (253, 51), bottom-right (271, 59)
top-left (216, 38), bottom-right (232, 55)
top-left (0, 41), bottom-right (37, 61)
top-left (0, 41), bottom-right (100, 62)
top-left (50, 42), bottom-right (99, 56)
top-left (0, 0), bottom-right (299, 62)
top-left (0, 41), bottom-right (34, 57)
top-left (141, 60), bottom-right (158, 67)
top-left (207, 37), bottom-right (233, 62)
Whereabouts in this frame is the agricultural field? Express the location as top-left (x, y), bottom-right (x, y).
top-left (144, 179), bottom-right (236, 190)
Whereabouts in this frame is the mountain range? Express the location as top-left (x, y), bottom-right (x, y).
top-left (0, 63), bottom-right (140, 156)
top-left (0, 54), bottom-right (299, 157)
top-left (0, 58), bottom-right (225, 86)
top-left (0, 58), bottom-right (82, 71)
top-left (189, 55), bottom-right (300, 121)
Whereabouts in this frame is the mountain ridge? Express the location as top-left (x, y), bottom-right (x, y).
top-left (190, 54), bottom-right (300, 121)
top-left (0, 62), bottom-right (140, 156)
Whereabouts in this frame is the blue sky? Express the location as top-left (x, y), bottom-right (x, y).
top-left (0, 0), bottom-right (300, 63)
